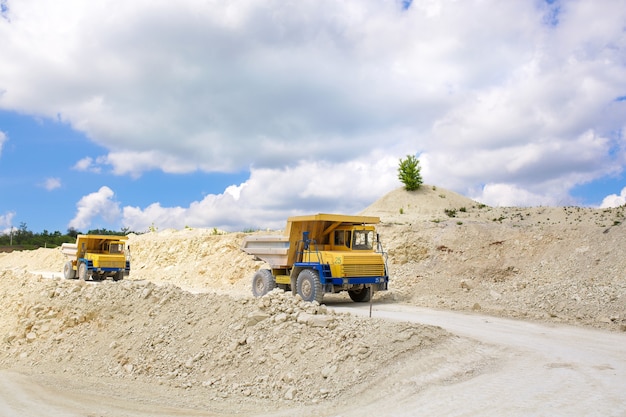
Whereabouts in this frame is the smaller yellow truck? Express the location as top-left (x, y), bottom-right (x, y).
top-left (61, 234), bottom-right (130, 281)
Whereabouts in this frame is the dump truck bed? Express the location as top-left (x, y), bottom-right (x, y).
top-left (240, 235), bottom-right (290, 267)
top-left (61, 242), bottom-right (78, 258)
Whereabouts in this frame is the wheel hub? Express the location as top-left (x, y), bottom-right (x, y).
top-left (301, 280), bottom-right (311, 298)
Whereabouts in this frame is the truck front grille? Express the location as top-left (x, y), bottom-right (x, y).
top-left (99, 260), bottom-right (125, 268)
top-left (342, 255), bottom-right (385, 277)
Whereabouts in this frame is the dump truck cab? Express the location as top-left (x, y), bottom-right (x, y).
top-left (242, 214), bottom-right (389, 303)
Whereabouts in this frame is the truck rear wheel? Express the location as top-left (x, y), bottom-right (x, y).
top-left (63, 261), bottom-right (76, 279)
top-left (348, 286), bottom-right (371, 302)
top-left (252, 269), bottom-right (275, 297)
top-left (78, 262), bottom-right (89, 281)
top-left (296, 269), bottom-right (323, 303)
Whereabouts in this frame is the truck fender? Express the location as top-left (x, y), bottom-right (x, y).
top-left (290, 267), bottom-right (304, 296)
top-left (290, 276), bottom-right (297, 295)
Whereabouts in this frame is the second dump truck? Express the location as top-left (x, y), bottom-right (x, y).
top-left (241, 213), bottom-right (389, 303)
top-left (61, 234), bottom-right (130, 281)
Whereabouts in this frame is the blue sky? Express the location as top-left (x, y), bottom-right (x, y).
top-left (1, 0), bottom-right (626, 234)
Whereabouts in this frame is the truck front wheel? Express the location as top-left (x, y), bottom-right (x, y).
top-left (252, 269), bottom-right (275, 297)
top-left (296, 269), bottom-right (324, 303)
top-left (78, 262), bottom-right (89, 281)
top-left (348, 286), bottom-right (371, 302)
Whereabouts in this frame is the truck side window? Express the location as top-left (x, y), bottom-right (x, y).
top-left (334, 231), bottom-right (344, 246)
top-left (334, 231), bottom-right (351, 248)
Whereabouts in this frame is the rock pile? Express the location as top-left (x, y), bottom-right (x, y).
top-left (0, 271), bottom-right (447, 408)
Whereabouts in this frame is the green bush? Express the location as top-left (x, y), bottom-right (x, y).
top-left (444, 208), bottom-right (457, 218)
top-left (397, 155), bottom-right (423, 191)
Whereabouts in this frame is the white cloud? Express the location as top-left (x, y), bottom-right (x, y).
top-left (471, 183), bottom-right (563, 208)
top-left (120, 153), bottom-right (399, 232)
top-left (0, 211), bottom-right (15, 233)
top-left (1, 0), bottom-right (625, 217)
top-left (0, 130), bottom-right (6, 155)
top-left (600, 187), bottom-right (626, 208)
top-left (104, 150), bottom-right (202, 178)
top-left (421, 129), bottom-right (622, 205)
top-left (123, 203), bottom-right (187, 232)
top-left (1, 0), bottom-right (421, 172)
top-left (69, 186), bottom-right (121, 230)
top-left (73, 157), bottom-right (93, 171)
top-left (42, 177), bottom-right (61, 191)
top-left (72, 156), bottom-right (103, 173)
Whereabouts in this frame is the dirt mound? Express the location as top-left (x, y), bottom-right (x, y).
top-left (362, 188), bottom-right (626, 331)
top-left (127, 228), bottom-right (258, 295)
top-left (0, 270), bottom-right (448, 410)
top-left (0, 247), bottom-right (65, 274)
top-left (361, 186), bottom-right (481, 220)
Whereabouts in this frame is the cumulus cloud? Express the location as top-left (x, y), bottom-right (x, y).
top-left (0, 130), bottom-right (6, 155)
top-left (104, 150), bottom-right (206, 178)
top-left (42, 177), bottom-right (61, 191)
top-left (0, 211), bottom-right (15, 233)
top-left (1, 0), bottom-right (420, 172)
top-left (471, 183), bottom-right (563, 208)
top-left (72, 156), bottom-right (105, 173)
top-left (600, 187), bottom-right (626, 208)
top-left (69, 186), bottom-right (121, 230)
top-left (423, 129), bottom-right (623, 206)
top-left (121, 153), bottom-right (399, 232)
top-left (72, 157), bottom-right (93, 171)
top-left (1, 0), bottom-right (625, 225)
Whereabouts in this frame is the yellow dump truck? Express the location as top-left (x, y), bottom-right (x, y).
top-left (61, 234), bottom-right (130, 281)
top-left (241, 214), bottom-right (389, 303)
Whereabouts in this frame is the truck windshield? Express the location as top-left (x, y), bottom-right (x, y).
top-left (352, 230), bottom-right (374, 250)
top-left (109, 243), bottom-right (124, 254)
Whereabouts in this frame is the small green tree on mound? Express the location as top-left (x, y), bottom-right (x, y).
top-left (398, 155), bottom-right (423, 191)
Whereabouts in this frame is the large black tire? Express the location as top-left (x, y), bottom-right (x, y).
top-left (63, 261), bottom-right (76, 279)
top-left (78, 262), bottom-right (89, 281)
top-left (252, 269), bottom-right (275, 297)
top-left (348, 286), bottom-right (371, 302)
top-left (296, 269), bottom-right (324, 303)
top-left (113, 270), bottom-right (124, 282)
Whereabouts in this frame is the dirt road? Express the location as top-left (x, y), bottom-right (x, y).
top-left (332, 302), bottom-right (626, 417)
top-left (0, 302), bottom-right (624, 417)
